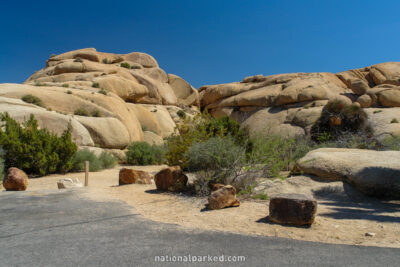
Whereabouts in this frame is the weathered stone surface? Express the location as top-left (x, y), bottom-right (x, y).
top-left (143, 131), bottom-right (164, 146)
top-left (57, 178), bottom-right (83, 189)
top-left (3, 168), bottom-right (28, 191)
top-left (296, 148), bottom-right (400, 198)
top-left (75, 116), bottom-right (130, 149)
top-left (357, 94), bottom-right (372, 108)
top-left (365, 108), bottom-right (400, 141)
top-left (119, 168), bottom-right (152, 185)
top-left (269, 193), bottom-right (317, 225)
top-left (378, 89), bottom-right (400, 107)
top-left (208, 185), bottom-right (240, 210)
top-left (168, 74), bottom-right (199, 106)
top-left (154, 166), bottom-right (188, 192)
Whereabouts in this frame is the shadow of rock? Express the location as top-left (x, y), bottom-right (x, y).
top-left (256, 216), bottom-right (312, 229)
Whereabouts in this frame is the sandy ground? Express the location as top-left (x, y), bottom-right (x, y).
top-left (19, 165), bottom-right (400, 248)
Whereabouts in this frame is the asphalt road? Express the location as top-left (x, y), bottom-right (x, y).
top-left (0, 190), bottom-right (399, 266)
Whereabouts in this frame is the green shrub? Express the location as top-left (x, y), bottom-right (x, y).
top-left (381, 135), bottom-right (400, 151)
top-left (120, 62), bottom-right (130, 69)
top-left (98, 151), bottom-right (118, 169)
top-left (21, 94), bottom-right (45, 108)
top-left (102, 58), bottom-right (109, 64)
top-left (0, 147), bottom-right (4, 181)
top-left (373, 110), bottom-right (383, 114)
top-left (91, 109), bottom-right (101, 117)
top-left (74, 108), bottom-right (91, 116)
top-left (66, 90), bottom-right (72, 94)
top-left (92, 82), bottom-right (100, 88)
top-left (72, 149), bottom-right (103, 172)
top-left (311, 101), bottom-right (369, 142)
top-left (0, 113), bottom-right (77, 176)
top-left (251, 193), bottom-right (268, 200)
top-left (165, 113), bottom-right (250, 168)
top-left (34, 82), bottom-right (47, 87)
top-left (177, 110), bottom-right (186, 118)
top-left (391, 118), bottom-right (399, 123)
top-left (74, 57), bottom-right (83, 63)
top-left (125, 142), bottom-right (165, 165)
top-left (62, 83), bottom-right (69, 88)
top-left (98, 88), bottom-right (108, 95)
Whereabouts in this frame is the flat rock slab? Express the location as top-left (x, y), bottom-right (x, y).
top-left (269, 193), bottom-right (317, 225)
top-left (296, 148), bottom-right (400, 198)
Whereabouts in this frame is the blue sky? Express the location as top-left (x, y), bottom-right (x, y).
top-left (1, 0), bottom-right (400, 88)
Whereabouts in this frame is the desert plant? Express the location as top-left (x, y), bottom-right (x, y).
top-left (98, 151), bottom-right (118, 169)
top-left (125, 142), bottom-right (165, 165)
top-left (71, 149), bottom-right (102, 172)
top-left (177, 110), bottom-right (186, 118)
top-left (91, 109), bottom-right (101, 117)
top-left (92, 82), bottom-right (100, 88)
top-left (0, 113), bottom-right (77, 176)
top-left (373, 110), bottom-right (383, 114)
top-left (21, 94), bottom-right (45, 108)
top-left (66, 90), bottom-right (72, 94)
top-left (311, 101), bottom-right (369, 142)
top-left (0, 147), bottom-right (4, 181)
top-left (62, 83), bottom-right (69, 88)
top-left (251, 193), bottom-right (268, 200)
top-left (130, 64), bottom-right (141, 69)
top-left (391, 118), bottom-right (399, 123)
top-left (120, 62), bottom-right (130, 69)
top-left (34, 82), bottom-right (47, 86)
top-left (74, 57), bottom-right (83, 63)
top-left (381, 135), bottom-right (400, 151)
top-left (102, 58), bottom-right (109, 64)
top-left (98, 88), bottom-right (108, 95)
top-left (74, 108), bottom-right (91, 116)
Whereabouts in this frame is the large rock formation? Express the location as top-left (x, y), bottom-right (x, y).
top-left (0, 48), bottom-right (199, 156)
top-left (200, 62), bottom-right (400, 139)
top-left (295, 148), bottom-right (400, 198)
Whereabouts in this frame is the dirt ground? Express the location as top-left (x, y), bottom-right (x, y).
top-left (19, 165), bottom-right (400, 248)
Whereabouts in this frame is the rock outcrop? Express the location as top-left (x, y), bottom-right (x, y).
top-left (3, 168), bottom-right (29, 191)
top-left (200, 62), bottom-right (400, 139)
top-left (295, 148), bottom-right (400, 198)
top-left (0, 48), bottom-right (199, 154)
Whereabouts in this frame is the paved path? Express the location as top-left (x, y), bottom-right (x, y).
top-left (0, 190), bottom-right (399, 266)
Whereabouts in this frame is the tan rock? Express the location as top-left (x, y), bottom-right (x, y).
top-left (369, 62), bottom-right (400, 86)
top-left (378, 89), bottom-right (400, 107)
top-left (357, 94), bottom-right (372, 108)
top-left (123, 52), bottom-right (159, 68)
top-left (75, 116), bottom-right (130, 149)
top-left (140, 105), bottom-right (177, 138)
top-left (208, 185), bottom-right (240, 210)
top-left (143, 131), bottom-right (164, 146)
top-left (167, 74), bottom-right (199, 106)
top-left (128, 104), bottom-right (161, 135)
top-left (119, 168), bottom-right (152, 185)
top-left (3, 168), bottom-right (28, 191)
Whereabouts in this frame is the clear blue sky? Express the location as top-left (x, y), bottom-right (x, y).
top-left (1, 0), bottom-right (400, 88)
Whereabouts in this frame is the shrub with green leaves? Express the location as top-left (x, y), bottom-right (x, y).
top-left (74, 108), bottom-right (91, 116)
top-left (98, 88), bottom-right (108, 95)
top-left (311, 101), bottom-right (369, 142)
top-left (0, 147), bottom-right (5, 181)
top-left (21, 94), bottom-right (45, 108)
top-left (120, 62), bottom-right (131, 69)
top-left (72, 149), bottom-right (117, 172)
top-left (125, 142), bottom-right (165, 165)
top-left (165, 113), bottom-right (250, 168)
top-left (0, 113), bottom-right (77, 176)
top-left (98, 151), bottom-right (118, 169)
top-left (92, 82), bottom-right (100, 88)
top-left (177, 110), bottom-right (186, 118)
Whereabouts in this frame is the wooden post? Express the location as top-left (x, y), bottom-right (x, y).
top-left (85, 161), bottom-right (89, 187)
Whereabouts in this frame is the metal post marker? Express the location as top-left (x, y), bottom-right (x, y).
top-left (85, 161), bottom-right (89, 186)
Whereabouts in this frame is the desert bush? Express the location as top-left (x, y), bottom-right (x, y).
top-left (177, 110), bottom-right (186, 118)
top-left (66, 90), bottom-right (72, 94)
top-left (165, 113), bottom-right (250, 168)
top-left (74, 108), bottom-right (90, 116)
top-left (98, 151), bottom-right (118, 169)
top-left (21, 94), bottom-right (45, 108)
top-left (391, 118), bottom-right (399, 123)
top-left (0, 113), bottom-right (77, 176)
top-left (381, 135), bottom-right (400, 151)
top-left (125, 142), bottom-right (165, 165)
top-left (98, 88), bottom-right (108, 95)
top-left (91, 109), bottom-right (101, 117)
top-left (62, 83), bottom-right (69, 88)
top-left (34, 82), bottom-right (47, 87)
top-left (102, 58), bottom-right (109, 64)
top-left (74, 57), bottom-right (83, 63)
top-left (120, 62), bottom-right (131, 69)
top-left (311, 101), bottom-right (369, 142)
top-left (0, 147), bottom-right (4, 181)
top-left (72, 149), bottom-right (102, 172)
top-left (92, 82), bottom-right (100, 88)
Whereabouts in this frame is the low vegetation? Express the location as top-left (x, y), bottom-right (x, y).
top-left (92, 82), bottom-right (100, 88)
top-left (120, 62), bottom-right (131, 69)
top-left (0, 113), bottom-right (77, 176)
top-left (125, 142), bottom-right (165, 165)
top-left (72, 149), bottom-right (117, 172)
top-left (0, 147), bottom-right (4, 181)
top-left (74, 108), bottom-right (101, 117)
top-left (21, 94), bottom-right (46, 108)
top-left (98, 88), bottom-right (108, 95)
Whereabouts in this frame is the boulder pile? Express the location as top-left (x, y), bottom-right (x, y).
top-left (0, 48), bottom-right (200, 159)
top-left (199, 62), bottom-right (400, 140)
